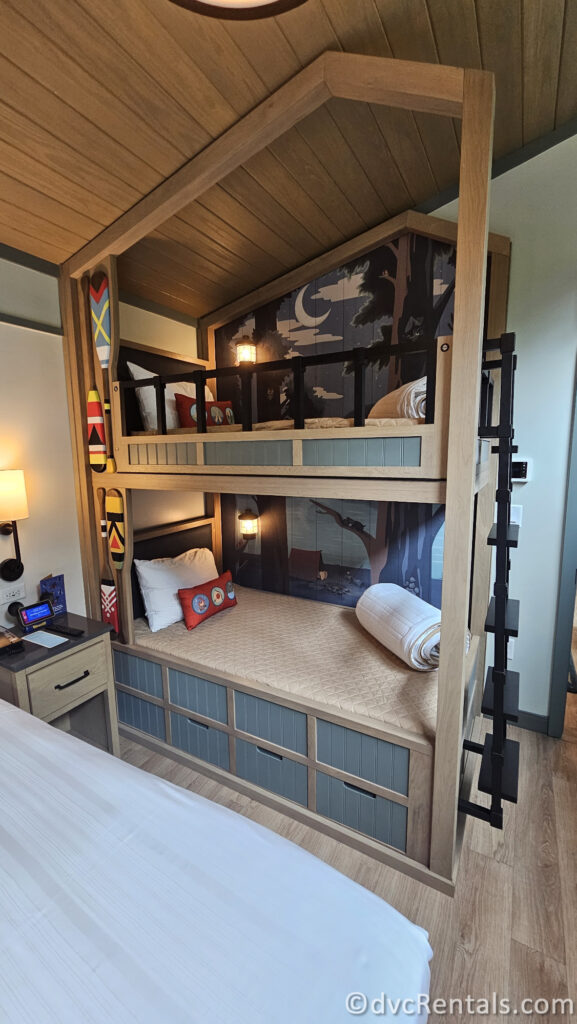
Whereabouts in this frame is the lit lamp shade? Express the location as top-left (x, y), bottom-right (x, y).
top-left (0, 470), bottom-right (29, 522)
top-left (235, 336), bottom-right (257, 365)
top-left (167, 0), bottom-right (308, 19)
top-left (238, 510), bottom-right (259, 538)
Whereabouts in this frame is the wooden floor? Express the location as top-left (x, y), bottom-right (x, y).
top-left (121, 704), bottom-right (577, 1023)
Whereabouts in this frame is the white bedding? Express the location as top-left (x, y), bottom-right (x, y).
top-left (0, 700), bottom-right (432, 1023)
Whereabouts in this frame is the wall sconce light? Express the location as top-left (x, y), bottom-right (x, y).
top-left (0, 470), bottom-right (29, 582)
top-left (167, 0), bottom-right (308, 20)
top-left (235, 336), bottom-right (257, 365)
top-left (238, 509), bottom-right (259, 539)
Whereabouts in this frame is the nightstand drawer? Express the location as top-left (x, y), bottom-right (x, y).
top-left (27, 641), bottom-right (108, 720)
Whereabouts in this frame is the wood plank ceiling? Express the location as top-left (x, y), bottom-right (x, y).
top-left (0, 0), bottom-right (575, 319)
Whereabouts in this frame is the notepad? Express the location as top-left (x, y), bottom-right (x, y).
top-left (25, 631), bottom-right (68, 649)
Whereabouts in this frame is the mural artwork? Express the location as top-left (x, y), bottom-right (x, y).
top-left (214, 231), bottom-right (456, 423)
top-left (221, 495), bottom-right (445, 610)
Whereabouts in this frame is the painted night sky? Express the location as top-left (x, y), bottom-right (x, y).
top-left (214, 230), bottom-right (456, 423)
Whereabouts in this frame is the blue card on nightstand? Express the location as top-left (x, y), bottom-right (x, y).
top-left (39, 574), bottom-right (67, 617)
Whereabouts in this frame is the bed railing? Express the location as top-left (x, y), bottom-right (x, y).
top-left (117, 338), bottom-right (439, 435)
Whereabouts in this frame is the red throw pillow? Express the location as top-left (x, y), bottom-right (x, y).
top-left (178, 570), bottom-right (237, 630)
top-left (175, 393), bottom-right (235, 428)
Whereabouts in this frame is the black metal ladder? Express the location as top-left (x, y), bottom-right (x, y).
top-left (459, 331), bottom-right (520, 828)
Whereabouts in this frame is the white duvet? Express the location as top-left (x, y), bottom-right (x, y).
top-left (0, 700), bottom-right (432, 1023)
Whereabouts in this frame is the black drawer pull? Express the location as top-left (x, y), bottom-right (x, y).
top-left (188, 719), bottom-right (209, 730)
top-left (344, 781), bottom-right (376, 798)
top-left (257, 746), bottom-right (282, 761)
top-left (55, 669), bottom-right (90, 691)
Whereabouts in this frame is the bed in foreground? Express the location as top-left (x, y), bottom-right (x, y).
top-left (0, 699), bottom-right (431, 1023)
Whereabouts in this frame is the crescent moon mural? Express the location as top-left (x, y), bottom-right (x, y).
top-left (295, 285), bottom-right (330, 328)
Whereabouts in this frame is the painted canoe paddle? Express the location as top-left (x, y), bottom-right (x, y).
top-left (85, 272), bottom-right (116, 473)
top-left (87, 388), bottom-right (107, 472)
top-left (99, 488), bottom-right (119, 635)
top-left (106, 488), bottom-right (125, 571)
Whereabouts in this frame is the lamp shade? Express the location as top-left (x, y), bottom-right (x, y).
top-left (0, 471), bottom-right (29, 522)
top-left (235, 337), bottom-right (257, 364)
top-left (167, 0), bottom-right (308, 18)
top-left (238, 509), bottom-right (259, 537)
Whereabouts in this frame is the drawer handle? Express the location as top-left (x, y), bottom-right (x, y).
top-left (257, 746), bottom-right (282, 761)
top-left (187, 719), bottom-right (209, 730)
top-left (344, 781), bottom-right (376, 798)
top-left (55, 670), bottom-right (90, 691)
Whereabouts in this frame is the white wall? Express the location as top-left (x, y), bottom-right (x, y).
top-left (0, 321), bottom-right (85, 626)
top-left (0, 258), bottom-right (61, 328)
top-left (434, 135), bottom-right (577, 717)
top-left (119, 302), bottom-right (198, 359)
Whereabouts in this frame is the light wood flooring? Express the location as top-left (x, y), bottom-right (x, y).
top-left (121, 707), bottom-right (577, 1023)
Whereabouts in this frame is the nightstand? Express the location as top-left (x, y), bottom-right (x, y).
top-left (0, 614), bottom-right (119, 755)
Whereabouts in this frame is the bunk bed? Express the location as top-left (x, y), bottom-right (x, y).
top-left (59, 52), bottom-right (515, 894)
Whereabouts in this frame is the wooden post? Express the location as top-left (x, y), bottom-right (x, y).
top-left (429, 69), bottom-right (495, 880)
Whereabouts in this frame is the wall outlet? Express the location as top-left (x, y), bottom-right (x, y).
top-left (0, 583), bottom-right (26, 605)
top-left (510, 504), bottom-right (523, 527)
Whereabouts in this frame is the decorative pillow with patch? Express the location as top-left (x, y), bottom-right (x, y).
top-left (126, 361), bottom-right (214, 432)
top-left (175, 393), bottom-right (235, 429)
top-left (178, 570), bottom-right (237, 630)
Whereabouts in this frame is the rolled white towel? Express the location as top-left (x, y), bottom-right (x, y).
top-left (367, 377), bottom-right (427, 420)
top-left (356, 583), bottom-right (466, 672)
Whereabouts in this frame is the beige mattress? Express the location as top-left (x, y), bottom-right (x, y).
top-left (135, 415), bottom-right (424, 436)
top-left (133, 585), bottom-right (437, 742)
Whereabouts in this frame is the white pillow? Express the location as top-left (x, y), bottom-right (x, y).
top-left (127, 360), bottom-right (214, 432)
top-left (134, 547), bottom-right (218, 632)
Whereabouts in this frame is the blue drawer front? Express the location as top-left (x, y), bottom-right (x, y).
top-left (169, 668), bottom-right (227, 724)
top-left (234, 692), bottom-right (307, 754)
top-left (114, 651), bottom-right (163, 698)
top-left (316, 772), bottom-right (407, 852)
top-left (204, 441), bottom-right (292, 467)
top-left (302, 437), bottom-right (421, 468)
top-left (236, 739), bottom-right (308, 806)
top-left (316, 720), bottom-right (409, 796)
top-left (117, 691), bottom-right (166, 741)
top-left (170, 712), bottom-right (229, 771)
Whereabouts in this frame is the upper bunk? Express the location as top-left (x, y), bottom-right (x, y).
top-left (108, 210), bottom-right (508, 501)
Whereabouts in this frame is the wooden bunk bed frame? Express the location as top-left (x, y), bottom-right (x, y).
top-left (60, 52), bottom-right (509, 894)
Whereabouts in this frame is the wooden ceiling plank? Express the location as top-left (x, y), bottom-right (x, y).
top-left (118, 254), bottom-right (229, 319)
top-left (74, 0), bottom-right (240, 147)
top-left (65, 56), bottom-right (331, 276)
top-left (0, 2), bottom-right (181, 177)
top-left (327, 99), bottom-right (412, 213)
top-left (240, 149), bottom-right (345, 249)
top-left (522, 0), bottom-right (566, 143)
top-left (175, 206), bottom-right (287, 279)
top-left (425, 0), bottom-right (482, 69)
top-left (0, 170), bottom-right (104, 238)
top-left (320, 0), bottom-right (438, 202)
top-left (196, 187), bottom-right (306, 270)
top-left (0, 219), bottom-right (69, 265)
top-left (219, 167), bottom-right (322, 256)
top-left (139, 233), bottom-right (259, 292)
top-left (0, 127), bottom-right (125, 226)
top-left (556, 0), bottom-right (577, 124)
top-left (157, 218), bottom-right (275, 285)
top-left (475, 0), bottom-right (523, 157)
top-left (369, 3), bottom-right (461, 187)
top-left (221, 15), bottom-right (304, 94)
top-left (293, 106), bottom-right (389, 227)
top-left (268, 127), bottom-right (369, 237)
top-left (140, 0), bottom-right (267, 115)
top-left (0, 198), bottom-right (87, 255)
top-left (278, 0), bottom-right (341, 66)
top-left (0, 59), bottom-right (160, 196)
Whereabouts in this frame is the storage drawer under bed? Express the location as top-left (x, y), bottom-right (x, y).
top-left (117, 690), bottom-right (166, 741)
top-left (236, 738), bottom-right (308, 806)
top-left (316, 771), bottom-right (408, 852)
top-left (234, 691), bottom-right (307, 755)
top-left (170, 711), bottom-right (229, 771)
top-left (316, 719), bottom-right (410, 796)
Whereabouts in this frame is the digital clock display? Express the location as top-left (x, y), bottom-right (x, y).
top-left (19, 602), bottom-right (53, 626)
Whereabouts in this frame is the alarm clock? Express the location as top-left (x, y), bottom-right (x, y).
top-left (12, 599), bottom-right (55, 634)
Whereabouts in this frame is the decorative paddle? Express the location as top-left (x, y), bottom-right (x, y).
top-left (87, 388), bottom-right (107, 472)
top-left (106, 488), bottom-right (125, 571)
top-left (99, 488), bottom-right (119, 635)
top-left (85, 272), bottom-right (116, 473)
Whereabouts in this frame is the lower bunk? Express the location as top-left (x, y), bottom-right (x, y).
top-left (113, 583), bottom-right (438, 879)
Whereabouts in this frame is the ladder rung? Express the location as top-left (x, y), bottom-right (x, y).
top-left (487, 523), bottom-right (520, 548)
top-left (485, 597), bottom-right (520, 637)
top-left (478, 735), bottom-right (520, 803)
top-left (481, 667), bottom-right (520, 721)
top-left (492, 444), bottom-right (518, 454)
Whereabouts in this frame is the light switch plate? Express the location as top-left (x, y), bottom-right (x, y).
top-left (510, 504), bottom-right (523, 527)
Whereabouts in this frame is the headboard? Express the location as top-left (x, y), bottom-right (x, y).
top-left (131, 522), bottom-right (214, 620)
